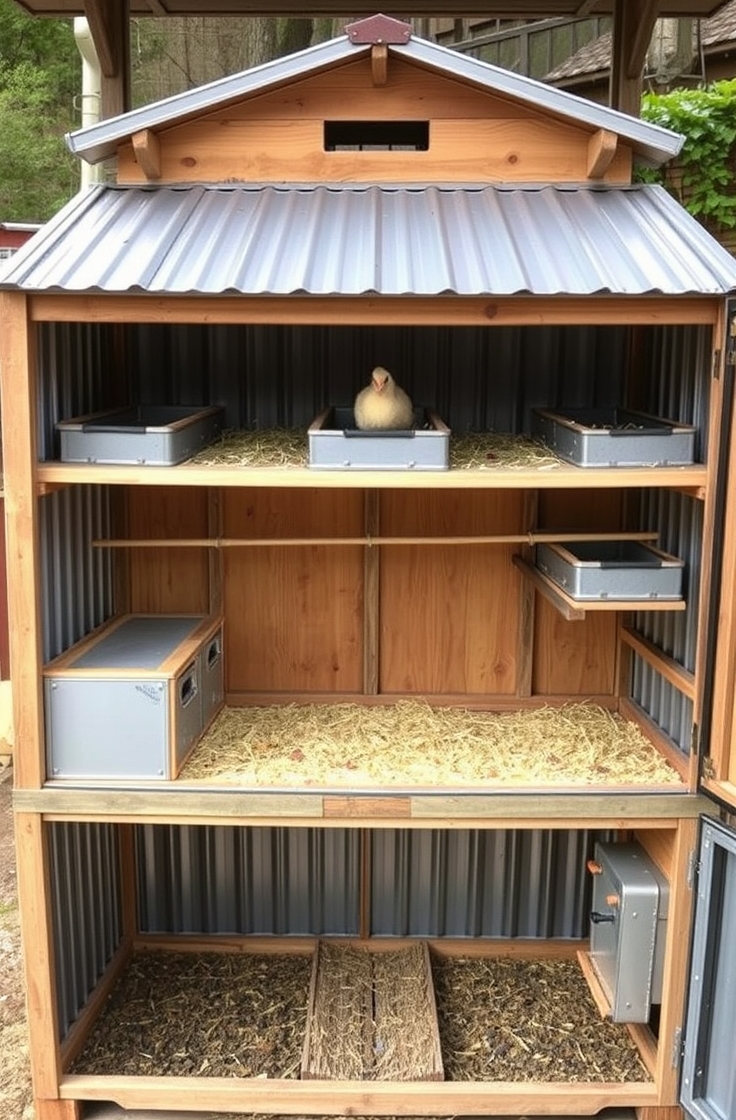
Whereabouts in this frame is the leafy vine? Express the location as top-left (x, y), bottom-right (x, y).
top-left (638, 79), bottom-right (736, 231)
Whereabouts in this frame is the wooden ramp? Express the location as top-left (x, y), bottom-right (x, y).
top-left (302, 941), bottom-right (444, 1081)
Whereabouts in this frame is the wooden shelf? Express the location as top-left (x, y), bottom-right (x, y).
top-left (16, 786), bottom-right (707, 826)
top-left (513, 557), bottom-right (687, 620)
top-left (36, 460), bottom-right (709, 493)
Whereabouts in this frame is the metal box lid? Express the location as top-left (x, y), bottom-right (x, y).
top-left (70, 616), bottom-right (204, 670)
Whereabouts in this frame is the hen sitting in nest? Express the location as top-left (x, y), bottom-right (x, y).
top-left (354, 366), bottom-right (414, 430)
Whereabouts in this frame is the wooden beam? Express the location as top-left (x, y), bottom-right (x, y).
top-left (620, 626), bottom-right (696, 701)
top-left (371, 43), bottom-right (388, 86)
top-left (587, 129), bottom-right (618, 180)
top-left (131, 129), bottom-right (161, 180)
top-left (28, 294), bottom-right (721, 329)
top-left (14, 814), bottom-right (64, 1099)
top-left (84, 0), bottom-right (130, 117)
top-left (609, 0), bottom-right (658, 116)
top-left (0, 293), bottom-right (45, 788)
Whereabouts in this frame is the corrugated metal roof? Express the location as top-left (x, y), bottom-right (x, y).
top-left (64, 30), bottom-right (683, 168)
top-left (2, 182), bottom-right (736, 297)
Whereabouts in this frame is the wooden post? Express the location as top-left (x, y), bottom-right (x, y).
top-left (609, 0), bottom-right (658, 117)
top-left (0, 292), bottom-right (45, 788)
top-left (14, 814), bottom-right (65, 1103)
top-left (35, 1102), bottom-right (82, 1120)
top-left (84, 0), bottom-right (131, 119)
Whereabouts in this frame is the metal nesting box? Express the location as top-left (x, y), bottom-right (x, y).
top-left (57, 404), bottom-right (224, 465)
top-left (44, 614), bottom-right (223, 780)
top-left (535, 541), bottom-right (684, 601)
top-left (532, 407), bottom-right (697, 468)
top-left (588, 841), bottom-right (670, 1022)
top-left (308, 407), bottom-right (450, 470)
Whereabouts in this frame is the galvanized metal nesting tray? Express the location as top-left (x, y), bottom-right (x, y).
top-left (57, 404), bottom-right (224, 465)
top-left (535, 541), bottom-right (684, 601)
top-left (532, 407), bottom-right (696, 468)
top-left (309, 407), bottom-right (450, 470)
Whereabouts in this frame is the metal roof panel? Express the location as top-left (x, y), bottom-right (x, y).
top-left (2, 183), bottom-right (735, 297)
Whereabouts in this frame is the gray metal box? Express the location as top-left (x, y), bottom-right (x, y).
top-left (532, 407), bottom-right (697, 468)
top-left (589, 841), bottom-right (669, 1022)
top-left (57, 404), bottom-right (224, 466)
top-left (44, 615), bottom-right (223, 780)
top-left (308, 407), bottom-right (450, 470)
top-left (535, 540), bottom-right (684, 601)
top-left (199, 627), bottom-right (224, 731)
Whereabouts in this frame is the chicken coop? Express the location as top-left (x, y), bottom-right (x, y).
top-left (4, 14), bottom-right (736, 1120)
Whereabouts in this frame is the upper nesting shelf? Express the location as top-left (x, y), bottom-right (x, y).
top-left (36, 460), bottom-right (708, 493)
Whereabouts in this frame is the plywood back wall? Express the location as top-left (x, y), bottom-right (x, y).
top-left (127, 487), bottom-right (211, 615)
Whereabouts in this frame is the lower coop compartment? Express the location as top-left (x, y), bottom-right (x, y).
top-left (50, 821), bottom-right (679, 1113)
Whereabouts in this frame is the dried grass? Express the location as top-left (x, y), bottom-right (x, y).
top-left (187, 428), bottom-right (565, 472)
top-left (450, 433), bottom-right (561, 471)
top-left (432, 956), bottom-right (650, 1083)
top-left (180, 700), bottom-right (682, 788)
top-left (190, 428), bottom-right (307, 467)
top-left (72, 951), bottom-right (312, 1078)
top-left (306, 944), bottom-right (441, 1081)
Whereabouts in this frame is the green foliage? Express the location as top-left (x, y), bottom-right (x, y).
top-left (0, 0), bottom-right (79, 222)
top-left (639, 80), bottom-right (736, 230)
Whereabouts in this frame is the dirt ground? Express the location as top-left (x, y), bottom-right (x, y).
top-left (0, 763), bottom-right (34, 1120)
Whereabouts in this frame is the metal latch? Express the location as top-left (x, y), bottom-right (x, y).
top-left (671, 1025), bottom-right (684, 1070)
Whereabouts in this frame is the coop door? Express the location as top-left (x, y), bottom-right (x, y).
top-left (680, 816), bottom-right (736, 1120)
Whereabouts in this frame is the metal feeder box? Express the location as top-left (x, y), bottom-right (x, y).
top-left (588, 841), bottom-right (670, 1022)
top-left (532, 407), bottom-right (697, 468)
top-left (57, 404), bottom-right (224, 466)
top-left (535, 540), bottom-right (684, 601)
top-left (44, 614), bottom-right (224, 780)
top-left (308, 406), bottom-right (450, 470)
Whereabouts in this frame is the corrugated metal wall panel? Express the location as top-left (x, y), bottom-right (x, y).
top-left (136, 825), bottom-right (603, 940)
top-left (629, 487), bottom-right (702, 755)
top-left (39, 485), bottom-right (115, 662)
top-left (370, 828), bottom-right (602, 937)
top-left (639, 323), bottom-right (712, 462)
top-left (48, 822), bottom-right (123, 1039)
top-left (37, 321), bottom-right (707, 446)
top-left (136, 825), bottom-right (361, 935)
top-left (130, 323), bottom-right (629, 435)
top-left (37, 322), bottom-right (123, 461)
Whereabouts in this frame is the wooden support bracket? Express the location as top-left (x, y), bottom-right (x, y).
top-left (371, 44), bottom-right (388, 86)
top-left (587, 129), bottom-right (618, 180)
top-left (132, 129), bottom-right (161, 181)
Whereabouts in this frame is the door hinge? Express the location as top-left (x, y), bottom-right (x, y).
top-left (714, 347), bottom-right (723, 377)
top-left (686, 848), bottom-right (700, 890)
top-left (672, 1025), bottom-right (684, 1070)
top-left (702, 755), bottom-right (716, 781)
top-left (691, 722), bottom-right (699, 757)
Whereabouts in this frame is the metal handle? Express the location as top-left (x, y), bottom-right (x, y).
top-left (590, 910), bottom-right (616, 924)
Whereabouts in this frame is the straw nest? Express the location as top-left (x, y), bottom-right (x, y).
top-left (72, 950), bottom-right (312, 1078)
top-left (305, 944), bottom-right (441, 1081)
top-left (187, 429), bottom-right (562, 471)
top-left (432, 956), bottom-right (650, 1083)
top-left (180, 700), bottom-right (682, 788)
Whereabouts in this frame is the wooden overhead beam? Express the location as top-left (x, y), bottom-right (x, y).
top-left (609, 0), bottom-right (658, 117)
top-left (84, 0), bottom-right (131, 118)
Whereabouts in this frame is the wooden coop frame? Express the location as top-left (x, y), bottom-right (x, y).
top-left (3, 15), bottom-right (736, 1120)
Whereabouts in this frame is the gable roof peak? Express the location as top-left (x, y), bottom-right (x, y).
top-left (345, 14), bottom-right (412, 44)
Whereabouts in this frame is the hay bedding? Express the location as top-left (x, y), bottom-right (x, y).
top-left (188, 429), bottom-right (561, 471)
top-left (72, 951), bottom-right (312, 1078)
top-left (305, 944), bottom-right (441, 1081)
top-left (432, 957), bottom-right (650, 1083)
top-left (180, 700), bottom-right (682, 788)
